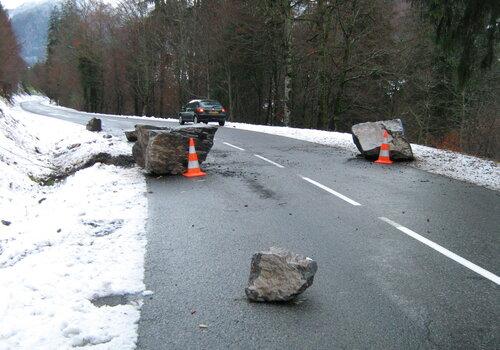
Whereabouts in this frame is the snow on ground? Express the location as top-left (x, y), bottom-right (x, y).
top-left (0, 97), bottom-right (148, 349)
top-left (39, 95), bottom-right (499, 190)
top-left (410, 144), bottom-right (498, 191)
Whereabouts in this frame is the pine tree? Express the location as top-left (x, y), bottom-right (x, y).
top-left (416, 0), bottom-right (499, 87)
top-left (46, 6), bottom-right (61, 60)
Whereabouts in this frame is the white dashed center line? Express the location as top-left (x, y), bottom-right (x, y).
top-left (379, 217), bottom-right (500, 285)
top-left (222, 142), bottom-right (245, 151)
top-left (301, 176), bottom-right (362, 206)
top-left (254, 154), bottom-right (285, 168)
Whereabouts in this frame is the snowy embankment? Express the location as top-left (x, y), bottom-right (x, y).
top-left (0, 96), bottom-right (148, 349)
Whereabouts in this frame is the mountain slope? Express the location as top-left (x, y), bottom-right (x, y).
top-left (9, 1), bottom-right (57, 65)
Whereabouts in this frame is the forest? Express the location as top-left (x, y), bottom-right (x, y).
top-left (1, 0), bottom-right (499, 159)
top-left (0, 4), bottom-right (25, 99)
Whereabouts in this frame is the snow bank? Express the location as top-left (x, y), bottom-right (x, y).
top-left (224, 122), bottom-right (499, 191)
top-left (410, 144), bottom-right (498, 191)
top-left (0, 97), bottom-right (147, 349)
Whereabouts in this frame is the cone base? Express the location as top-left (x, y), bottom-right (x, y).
top-left (183, 170), bottom-right (207, 178)
top-left (375, 158), bottom-right (393, 164)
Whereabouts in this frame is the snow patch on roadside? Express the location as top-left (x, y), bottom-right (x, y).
top-left (411, 144), bottom-right (498, 191)
top-left (0, 97), bottom-right (147, 349)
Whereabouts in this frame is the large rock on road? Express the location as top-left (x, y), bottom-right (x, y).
top-left (132, 124), bottom-right (217, 175)
top-left (124, 130), bottom-right (137, 142)
top-left (351, 119), bottom-right (414, 160)
top-left (245, 247), bottom-right (318, 302)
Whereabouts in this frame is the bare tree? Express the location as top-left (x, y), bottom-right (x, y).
top-left (0, 4), bottom-right (26, 98)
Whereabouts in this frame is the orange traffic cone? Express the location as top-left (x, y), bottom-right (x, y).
top-left (375, 129), bottom-right (393, 164)
top-left (183, 138), bottom-right (207, 177)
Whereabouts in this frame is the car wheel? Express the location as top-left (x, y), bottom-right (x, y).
top-left (179, 116), bottom-right (185, 125)
top-left (219, 120), bottom-right (225, 126)
top-left (193, 116), bottom-right (198, 124)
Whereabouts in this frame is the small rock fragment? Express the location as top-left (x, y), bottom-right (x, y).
top-left (67, 143), bottom-right (81, 150)
top-left (245, 247), bottom-right (318, 302)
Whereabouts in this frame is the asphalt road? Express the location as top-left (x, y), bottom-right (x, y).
top-left (21, 100), bottom-right (500, 349)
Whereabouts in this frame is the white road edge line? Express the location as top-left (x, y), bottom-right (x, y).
top-left (254, 154), bottom-right (285, 168)
top-left (379, 217), bottom-right (500, 285)
top-left (222, 142), bottom-right (245, 151)
top-left (301, 176), bottom-right (361, 206)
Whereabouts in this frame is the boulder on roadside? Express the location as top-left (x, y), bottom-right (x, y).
top-left (86, 118), bottom-right (102, 132)
top-left (351, 119), bottom-right (413, 160)
top-left (245, 247), bottom-right (318, 302)
top-left (132, 124), bottom-right (217, 175)
top-left (124, 130), bottom-right (137, 142)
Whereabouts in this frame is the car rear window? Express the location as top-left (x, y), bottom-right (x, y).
top-left (200, 101), bottom-right (222, 108)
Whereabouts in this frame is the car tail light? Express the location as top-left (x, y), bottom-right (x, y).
top-left (196, 107), bottom-right (204, 113)
top-left (221, 108), bottom-right (226, 113)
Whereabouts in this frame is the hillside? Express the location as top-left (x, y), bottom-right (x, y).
top-left (9, 1), bottom-right (56, 65)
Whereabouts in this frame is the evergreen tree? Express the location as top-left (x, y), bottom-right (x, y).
top-left (416, 0), bottom-right (499, 87)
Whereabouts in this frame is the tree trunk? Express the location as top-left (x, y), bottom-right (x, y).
top-left (282, 0), bottom-right (292, 127)
top-left (265, 77), bottom-right (273, 125)
top-left (317, 0), bottom-right (332, 130)
top-left (226, 67), bottom-right (234, 121)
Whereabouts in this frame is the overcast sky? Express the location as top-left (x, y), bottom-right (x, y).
top-left (1, 0), bottom-right (118, 10)
top-left (1, 0), bottom-right (50, 10)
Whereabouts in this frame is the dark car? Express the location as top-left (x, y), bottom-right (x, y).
top-left (179, 99), bottom-right (227, 126)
